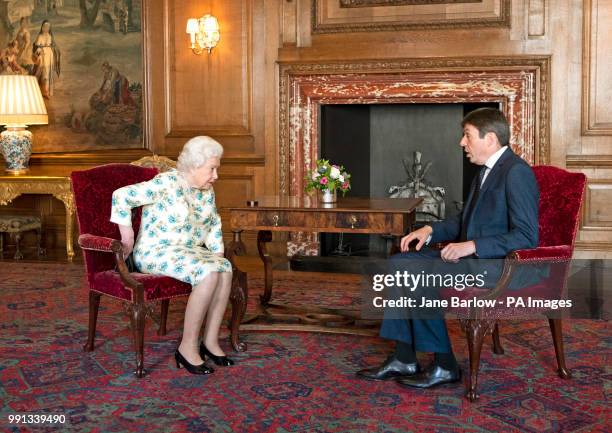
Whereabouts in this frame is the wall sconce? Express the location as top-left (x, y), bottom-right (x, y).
top-left (186, 14), bottom-right (220, 54)
top-left (0, 75), bottom-right (48, 174)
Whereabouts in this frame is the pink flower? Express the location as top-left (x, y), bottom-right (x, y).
top-left (342, 182), bottom-right (350, 189)
top-left (320, 177), bottom-right (328, 185)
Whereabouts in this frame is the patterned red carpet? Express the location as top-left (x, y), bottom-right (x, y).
top-left (0, 263), bottom-right (609, 432)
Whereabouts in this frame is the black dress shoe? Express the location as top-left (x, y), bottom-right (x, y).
top-left (396, 364), bottom-right (461, 388)
top-left (174, 350), bottom-right (214, 375)
top-left (200, 343), bottom-right (235, 366)
top-left (356, 355), bottom-right (420, 381)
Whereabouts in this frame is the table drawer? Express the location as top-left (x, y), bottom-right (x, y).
top-left (229, 209), bottom-right (409, 235)
top-left (256, 211), bottom-right (287, 227)
top-left (335, 213), bottom-right (368, 230)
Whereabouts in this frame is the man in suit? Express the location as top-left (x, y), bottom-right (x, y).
top-left (357, 107), bottom-right (539, 388)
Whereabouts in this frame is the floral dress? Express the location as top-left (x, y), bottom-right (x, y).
top-left (110, 170), bottom-right (231, 285)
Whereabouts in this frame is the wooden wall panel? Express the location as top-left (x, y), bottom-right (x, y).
top-left (582, 0), bottom-right (612, 135)
top-left (527, 0), bottom-right (546, 37)
top-left (147, 0), bottom-right (268, 157)
top-left (582, 180), bottom-right (612, 231)
top-left (168, 0), bottom-right (252, 139)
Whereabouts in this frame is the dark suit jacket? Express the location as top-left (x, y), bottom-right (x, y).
top-left (429, 148), bottom-right (539, 259)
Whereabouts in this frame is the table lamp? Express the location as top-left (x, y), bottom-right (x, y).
top-left (0, 75), bottom-right (48, 174)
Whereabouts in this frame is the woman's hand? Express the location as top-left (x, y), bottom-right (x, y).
top-left (118, 224), bottom-right (135, 258)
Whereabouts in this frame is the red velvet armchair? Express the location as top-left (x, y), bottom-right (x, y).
top-left (457, 165), bottom-right (587, 401)
top-left (71, 163), bottom-right (247, 377)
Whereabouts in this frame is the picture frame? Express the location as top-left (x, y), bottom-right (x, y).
top-left (0, 0), bottom-right (154, 165)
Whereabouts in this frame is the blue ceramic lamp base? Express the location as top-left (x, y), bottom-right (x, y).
top-left (1, 127), bottom-right (32, 174)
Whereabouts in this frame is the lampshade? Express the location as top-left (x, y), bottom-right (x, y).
top-left (201, 15), bottom-right (219, 33)
top-left (186, 18), bottom-right (199, 34)
top-left (0, 75), bottom-right (48, 126)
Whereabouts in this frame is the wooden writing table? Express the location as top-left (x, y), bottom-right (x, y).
top-left (0, 166), bottom-right (75, 260)
top-left (226, 196), bottom-right (422, 334)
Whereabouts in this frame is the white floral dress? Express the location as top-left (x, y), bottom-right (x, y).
top-left (110, 170), bottom-right (231, 285)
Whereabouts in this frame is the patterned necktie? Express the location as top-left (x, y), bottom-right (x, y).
top-left (460, 167), bottom-right (486, 241)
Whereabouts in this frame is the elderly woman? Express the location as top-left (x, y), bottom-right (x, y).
top-left (110, 136), bottom-right (233, 375)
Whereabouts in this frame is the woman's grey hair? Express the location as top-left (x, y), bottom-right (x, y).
top-left (176, 136), bottom-right (224, 172)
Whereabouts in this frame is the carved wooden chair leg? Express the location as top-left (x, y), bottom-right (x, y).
top-left (130, 302), bottom-right (147, 378)
top-left (83, 292), bottom-right (101, 352)
top-left (12, 233), bottom-right (23, 260)
top-left (229, 269), bottom-right (248, 352)
top-left (464, 319), bottom-right (490, 401)
top-left (157, 299), bottom-right (169, 336)
top-left (548, 318), bottom-right (571, 379)
top-left (492, 323), bottom-right (504, 354)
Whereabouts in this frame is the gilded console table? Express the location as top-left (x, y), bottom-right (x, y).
top-left (226, 196), bottom-right (422, 334)
top-left (0, 167), bottom-right (75, 260)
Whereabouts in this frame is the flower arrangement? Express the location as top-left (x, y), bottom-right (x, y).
top-left (304, 159), bottom-right (351, 195)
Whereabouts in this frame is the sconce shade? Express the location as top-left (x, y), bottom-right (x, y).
top-left (186, 18), bottom-right (199, 34)
top-left (0, 75), bottom-right (48, 126)
top-left (201, 15), bottom-right (219, 33)
top-left (186, 14), bottom-right (220, 54)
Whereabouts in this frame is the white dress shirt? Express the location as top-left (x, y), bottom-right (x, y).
top-left (480, 146), bottom-right (508, 186)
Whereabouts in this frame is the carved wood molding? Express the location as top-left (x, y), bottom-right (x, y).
top-left (28, 149), bottom-right (152, 166)
top-left (566, 155), bottom-right (612, 168)
top-left (312, 0), bottom-right (511, 33)
top-left (279, 56), bottom-right (551, 196)
top-left (339, 0), bottom-right (480, 6)
top-left (582, 0), bottom-right (612, 135)
top-left (575, 241), bottom-right (612, 251)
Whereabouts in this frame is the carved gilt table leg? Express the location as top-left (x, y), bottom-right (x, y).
top-left (257, 230), bottom-right (273, 305)
top-left (54, 191), bottom-right (76, 261)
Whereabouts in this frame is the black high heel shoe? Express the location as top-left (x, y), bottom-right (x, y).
top-left (199, 343), bottom-right (235, 366)
top-left (174, 350), bottom-right (214, 375)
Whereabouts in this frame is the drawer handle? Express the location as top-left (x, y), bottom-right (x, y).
top-left (272, 214), bottom-right (280, 227)
top-left (350, 215), bottom-right (358, 229)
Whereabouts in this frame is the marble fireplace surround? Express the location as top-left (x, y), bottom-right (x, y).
top-left (279, 56), bottom-right (550, 196)
top-left (278, 56), bottom-right (550, 254)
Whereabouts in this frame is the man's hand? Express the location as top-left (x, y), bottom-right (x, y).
top-left (118, 224), bottom-right (135, 259)
top-left (400, 225), bottom-right (433, 252)
top-left (441, 241), bottom-right (476, 263)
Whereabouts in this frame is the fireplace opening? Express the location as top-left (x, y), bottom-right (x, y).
top-left (317, 101), bottom-right (499, 259)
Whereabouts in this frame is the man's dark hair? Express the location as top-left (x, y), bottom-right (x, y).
top-left (461, 107), bottom-right (510, 146)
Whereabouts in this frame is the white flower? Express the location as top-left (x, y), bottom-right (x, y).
top-left (311, 171), bottom-right (319, 181)
top-left (339, 174), bottom-right (345, 183)
top-left (330, 166), bottom-right (340, 180)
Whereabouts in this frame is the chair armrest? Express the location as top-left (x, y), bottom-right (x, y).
top-left (475, 245), bottom-right (572, 303)
top-left (78, 234), bottom-right (122, 253)
top-left (509, 245), bottom-right (572, 262)
top-left (78, 233), bottom-right (144, 293)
